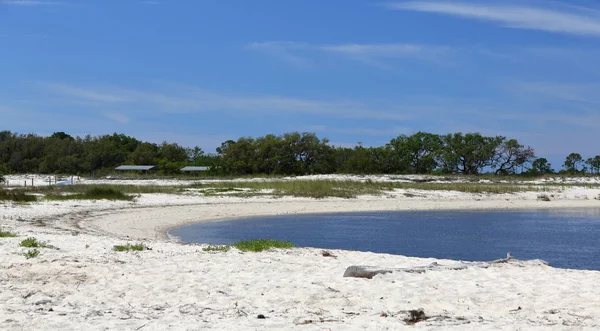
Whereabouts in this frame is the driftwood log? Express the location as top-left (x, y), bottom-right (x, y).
top-left (343, 253), bottom-right (549, 279)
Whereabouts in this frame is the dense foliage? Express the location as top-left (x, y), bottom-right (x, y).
top-left (0, 131), bottom-right (216, 175)
top-left (0, 130), bottom-right (598, 176)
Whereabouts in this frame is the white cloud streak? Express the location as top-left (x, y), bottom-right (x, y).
top-left (40, 82), bottom-right (414, 121)
top-left (385, 1), bottom-right (600, 36)
top-left (248, 41), bottom-right (452, 67)
top-left (103, 112), bottom-right (129, 124)
top-left (1, 0), bottom-right (63, 5)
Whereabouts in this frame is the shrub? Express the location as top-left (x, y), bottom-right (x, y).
top-left (233, 239), bottom-right (294, 252)
top-left (113, 243), bottom-right (148, 252)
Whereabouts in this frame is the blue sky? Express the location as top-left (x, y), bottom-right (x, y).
top-left (2, 0), bottom-right (600, 167)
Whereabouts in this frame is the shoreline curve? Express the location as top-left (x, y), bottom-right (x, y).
top-left (79, 197), bottom-right (600, 242)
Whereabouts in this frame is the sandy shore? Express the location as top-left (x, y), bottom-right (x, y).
top-left (2, 177), bottom-right (600, 330)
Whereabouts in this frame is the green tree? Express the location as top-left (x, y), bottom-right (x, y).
top-left (563, 153), bottom-right (584, 173)
top-left (387, 132), bottom-right (442, 174)
top-left (528, 158), bottom-right (554, 175)
top-left (186, 146), bottom-right (205, 164)
top-left (491, 139), bottom-right (535, 175)
top-left (585, 156), bottom-right (600, 174)
top-left (439, 133), bottom-right (504, 174)
top-left (130, 143), bottom-right (159, 165)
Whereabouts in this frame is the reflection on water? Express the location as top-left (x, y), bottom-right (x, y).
top-left (169, 208), bottom-right (600, 270)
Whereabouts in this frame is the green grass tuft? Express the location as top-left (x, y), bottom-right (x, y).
top-left (202, 244), bottom-right (231, 252)
top-left (0, 190), bottom-right (37, 202)
top-left (47, 187), bottom-right (133, 201)
top-left (24, 249), bottom-right (40, 259)
top-left (0, 229), bottom-right (18, 238)
top-left (113, 243), bottom-right (148, 252)
top-left (233, 239), bottom-right (294, 252)
top-left (19, 237), bottom-right (56, 249)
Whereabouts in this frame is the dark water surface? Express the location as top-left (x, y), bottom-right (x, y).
top-left (169, 209), bottom-right (600, 270)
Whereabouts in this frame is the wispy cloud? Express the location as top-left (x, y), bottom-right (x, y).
top-left (0, 0), bottom-right (63, 5)
top-left (103, 112), bottom-right (129, 124)
top-left (248, 41), bottom-right (452, 68)
top-left (39, 82), bottom-right (414, 121)
top-left (385, 1), bottom-right (600, 36)
top-left (43, 83), bottom-right (130, 103)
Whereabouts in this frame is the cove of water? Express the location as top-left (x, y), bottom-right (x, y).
top-left (168, 208), bottom-right (600, 270)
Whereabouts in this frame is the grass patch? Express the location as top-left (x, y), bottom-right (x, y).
top-left (0, 189), bottom-right (37, 202)
top-left (0, 229), bottom-right (17, 238)
top-left (19, 237), bottom-right (56, 249)
top-left (190, 180), bottom-right (545, 198)
top-left (24, 249), bottom-right (40, 259)
top-left (31, 184), bottom-right (182, 195)
top-left (113, 243), bottom-right (149, 252)
top-left (202, 244), bottom-right (231, 252)
top-left (233, 239), bottom-right (294, 252)
top-left (46, 187), bottom-right (133, 201)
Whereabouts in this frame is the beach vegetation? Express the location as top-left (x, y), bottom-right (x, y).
top-left (46, 187), bottom-right (133, 201)
top-left (191, 179), bottom-right (548, 198)
top-left (19, 237), bottom-right (56, 249)
top-left (202, 244), bottom-right (231, 252)
top-left (0, 229), bottom-right (17, 237)
top-left (233, 239), bottom-right (294, 252)
top-left (0, 190), bottom-right (38, 202)
top-left (24, 249), bottom-right (40, 259)
top-left (113, 243), bottom-right (149, 252)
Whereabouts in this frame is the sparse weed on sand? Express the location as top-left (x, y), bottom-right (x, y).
top-left (113, 243), bottom-right (149, 252)
top-left (234, 239), bottom-right (294, 252)
top-left (19, 237), bottom-right (57, 249)
top-left (24, 249), bottom-right (40, 259)
top-left (0, 190), bottom-right (38, 203)
top-left (190, 179), bottom-right (556, 198)
top-left (0, 229), bottom-right (18, 238)
top-left (202, 244), bottom-right (231, 252)
top-left (46, 187), bottom-right (134, 201)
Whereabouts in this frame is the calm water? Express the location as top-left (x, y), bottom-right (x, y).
top-left (169, 209), bottom-right (600, 270)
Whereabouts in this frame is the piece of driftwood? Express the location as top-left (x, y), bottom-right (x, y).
top-left (343, 253), bottom-right (549, 279)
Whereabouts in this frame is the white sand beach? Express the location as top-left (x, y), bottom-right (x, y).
top-left (2, 175), bottom-right (600, 330)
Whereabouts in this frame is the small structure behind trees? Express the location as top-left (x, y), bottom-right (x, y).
top-left (115, 165), bottom-right (157, 174)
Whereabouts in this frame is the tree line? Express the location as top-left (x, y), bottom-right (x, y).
top-left (1, 130), bottom-right (599, 177)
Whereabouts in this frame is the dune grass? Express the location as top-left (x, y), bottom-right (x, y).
top-left (190, 179), bottom-right (548, 198)
top-left (24, 249), bottom-right (40, 259)
top-left (0, 189), bottom-right (38, 202)
top-left (19, 237), bottom-right (57, 249)
top-left (113, 243), bottom-right (149, 252)
top-left (29, 184), bottom-right (182, 195)
top-left (233, 239), bottom-right (294, 252)
top-left (46, 187), bottom-right (134, 201)
top-left (0, 229), bottom-right (17, 238)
